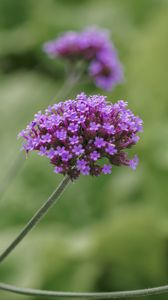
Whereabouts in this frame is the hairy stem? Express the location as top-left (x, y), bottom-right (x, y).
top-left (0, 175), bottom-right (71, 264)
top-left (0, 282), bottom-right (168, 299)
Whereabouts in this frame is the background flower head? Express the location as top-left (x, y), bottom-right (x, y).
top-left (43, 27), bottom-right (124, 91)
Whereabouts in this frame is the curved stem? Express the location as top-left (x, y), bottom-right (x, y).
top-left (0, 175), bottom-right (71, 264)
top-left (0, 282), bottom-right (168, 299)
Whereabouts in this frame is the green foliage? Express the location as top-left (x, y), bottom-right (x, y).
top-left (0, 1), bottom-right (168, 299)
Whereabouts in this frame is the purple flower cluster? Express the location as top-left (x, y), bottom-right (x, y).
top-left (19, 93), bottom-right (143, 180)
top-left (43, 27), bottom-right (123, 91)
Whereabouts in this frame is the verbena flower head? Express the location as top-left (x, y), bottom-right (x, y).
top-left (19, 93), bottom-right (143, 180)
top-left (43, 27), bottom-right (123, 91)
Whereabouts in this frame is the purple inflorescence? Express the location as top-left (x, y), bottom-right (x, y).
top-left (19, 93), bottom-right (143, 180)
top-left (43, 27), bottom-right (123, 91)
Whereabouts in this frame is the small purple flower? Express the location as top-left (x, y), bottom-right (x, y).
top-left (56, 146), bottom-right (65, 156)
top-left (94, 137), bottom-right (106, 148)
top-left (129, 155), bottom-right (139, 170)
top-left (76, 159), bottom-right (87, 171)
top-left (38, 146), bottom-right (47, 156)
top-left (105, 144), bottom-right (117, 155)
top-left (131, 135), bottom-right (140, 143)
top-left (47, 148), bottom-right (56, 159)
top-left (43, 27), bottom-right (123, 92)
top-left (76, 159), bottom-right (90, 175)
top-left (102, 164), bottom-right (112, 174)
top-left (76, 102), bottom-right (88, 113)
top-left (69, 135), bottom-right (79, 145)
top-left (103, 123), bottom-right (115, 134)
top-left (68, 123), bottom-right (78, 133)
top-left (72, 144), bottom-right (84, 156)
top-left (19, 93), bottom-right (143, 179)
top-left (56, 129), bottom-right (67, 141)
top-left (80, 165), bottom-right (90, 176)
top-left (68, 112), bottom-right (78, 122)
top-left (77, 115), bottom-right (86, 124)
top-left (119, 123), bottom-right (128, 131)
top-left (90, 151), bottom-right (100, 161)
top-left (61, 150), bottom-right (72, 162)
top-left (41, 133), bottom-right (52, 143)
top-left (54, 166), bottom-right (63, 174)
top-left (50, 114), bottom-right (62, 126)
top-left (89, 122), bottom-right (100, 132)
top-left (32, 136), bottom-right (41, 147)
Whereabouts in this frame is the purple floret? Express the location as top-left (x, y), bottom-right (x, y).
top-left (43, 27), bottom-right (123, 91)
top-left (19, 93), bottom-right (143, 179)
top-left (129, 155), bottom-right (139, 170)
top-left (102, 164), bottom-right (112, 174)
top-left (94, 137), bottom-right (106, 148)
top-left (90, 151), bottom-right (100, 161)
top-left (89, 48), bottom-right (123, 91)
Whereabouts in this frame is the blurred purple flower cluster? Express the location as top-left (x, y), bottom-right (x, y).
top-left (43, 27), bottom-right (123, 91)
top-left (19, 93), bottom-right (142, 180)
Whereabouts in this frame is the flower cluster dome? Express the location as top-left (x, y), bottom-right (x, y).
top-left (43, 27), bottom-right (123, 91)
top-left (19, 93), bottom-right (143, 180)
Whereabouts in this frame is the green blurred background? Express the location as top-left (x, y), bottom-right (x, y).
top-left (0, 0), bottom-right (168, 299)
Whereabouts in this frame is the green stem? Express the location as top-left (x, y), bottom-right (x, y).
top-left (0, 282), bottom-right (168, 299)
top-left (0, 175), bottom-right (71, 264)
